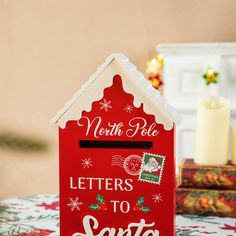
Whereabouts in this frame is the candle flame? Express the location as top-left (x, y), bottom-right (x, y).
top-left (151, 58), bottom-right (158, 65)
top-left (157, 54), bottom-right (164, 66)
top-left (207, 68), bottom-right (214, 75)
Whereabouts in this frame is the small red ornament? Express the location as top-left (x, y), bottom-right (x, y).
top-left (148, 74), bottom-right (164, 89)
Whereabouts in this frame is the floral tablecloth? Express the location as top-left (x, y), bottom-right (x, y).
top-left (0, 194), bottom-right (236, 236)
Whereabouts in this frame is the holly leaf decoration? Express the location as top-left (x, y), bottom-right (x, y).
top-left (141, 206), bottom-right (151, 213)
top-left (136, 196), bottom-right (144, 206)
top-left (89, 203), bottom-right (99, 210)
top-left (96, 194), bottom-right (105, 204)
top-left (133, 196), bottom-right (151, 213)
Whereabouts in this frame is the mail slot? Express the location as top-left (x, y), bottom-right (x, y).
top-left (51, 54), bottom-right (179, 236)
top-left (79, 140), bottom-right (153, 149)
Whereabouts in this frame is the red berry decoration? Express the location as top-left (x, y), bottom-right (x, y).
top-left (133, 204), bottom-right (142, 212)
top-left (99, 202), bottom-right (108, 211)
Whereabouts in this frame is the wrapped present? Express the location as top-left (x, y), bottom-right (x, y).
top-left (176, 187), bottom-right (236, 217)
top-left (179, 158), bottom-right (236, 189)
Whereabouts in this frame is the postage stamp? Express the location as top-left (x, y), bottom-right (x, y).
top-left (139, 153), bottom-right (165, 184)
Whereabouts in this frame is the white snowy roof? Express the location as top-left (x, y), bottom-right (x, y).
top-left (50, 53), bottom-right (181, 130)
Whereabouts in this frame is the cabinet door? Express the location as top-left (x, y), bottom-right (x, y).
top-left (164, 55), bottom-right (220, 108)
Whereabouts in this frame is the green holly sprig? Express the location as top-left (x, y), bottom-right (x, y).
top-left (0, 132), bottom-right (48, 152)
top-left (89, 194), bottom-right (108, 211)
top-left (133, 196), bottom-right (151, 213)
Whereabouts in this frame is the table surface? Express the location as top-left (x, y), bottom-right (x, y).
top-left (0, 194), bottom-right (236, 236)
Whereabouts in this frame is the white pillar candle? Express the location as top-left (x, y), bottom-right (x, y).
top-left (195, 97), bottom-right (230, 165)
top-left (232, 122), bottom-right (236, 165)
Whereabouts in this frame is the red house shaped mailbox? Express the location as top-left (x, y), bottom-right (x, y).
top-left (51, 54), bottom-right (180, 236)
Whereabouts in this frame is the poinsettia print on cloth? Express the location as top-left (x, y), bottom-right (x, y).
top-left (0, 195), bottom-right (59, 236)
top-left (0, 194), bottom-right (236, 235)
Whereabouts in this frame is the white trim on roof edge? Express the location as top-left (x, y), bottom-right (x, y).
top-left (50, 53), bottom-right (181, 130)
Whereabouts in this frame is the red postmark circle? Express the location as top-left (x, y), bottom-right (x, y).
top-left (124, 155), bottom-right (143, 176)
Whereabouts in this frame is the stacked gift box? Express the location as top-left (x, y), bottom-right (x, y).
top-left (176, 158), bottom-right (236, 217)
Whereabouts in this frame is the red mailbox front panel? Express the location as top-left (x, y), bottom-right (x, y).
top-left (59, 75), bottom-right (175, 235)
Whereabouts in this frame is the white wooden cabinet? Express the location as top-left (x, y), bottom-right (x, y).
top-left (157, 43), bottom-right (236, 169)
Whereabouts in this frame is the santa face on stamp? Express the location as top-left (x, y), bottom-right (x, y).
top-left (143, 157), bottom-right (160, 173)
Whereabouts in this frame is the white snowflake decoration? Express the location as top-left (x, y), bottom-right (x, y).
top-left (81, 158), bottom-right (93, 168)
top-left (67, 197), bottom-right (83, 211)
top-left (99, 98), bottom-right (112, 112)
top-left (124, 104), bottom-right (134, 113)
top-left (152, 193), bottom-right (163, 203)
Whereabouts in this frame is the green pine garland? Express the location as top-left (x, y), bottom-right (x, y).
top-left (0, 132), bottom-right (48, 152)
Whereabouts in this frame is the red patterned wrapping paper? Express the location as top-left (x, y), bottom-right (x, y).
top-left (179, 159), bottom-right (236, 189)
top-left (176, 187), bottom-right (236, 217)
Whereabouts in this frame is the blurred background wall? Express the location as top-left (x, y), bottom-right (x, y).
top-left (0, 0), bottom-right (236, 199)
